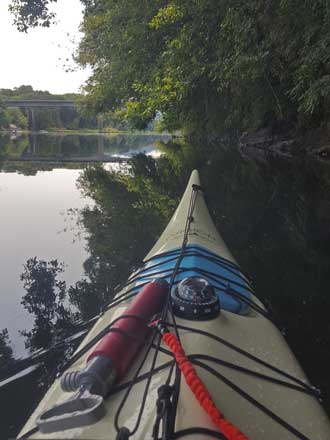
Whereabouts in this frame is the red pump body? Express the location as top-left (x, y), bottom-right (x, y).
top-left (87, 279), bottom-right (168, 380)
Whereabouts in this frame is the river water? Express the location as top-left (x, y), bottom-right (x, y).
top-left (0, 132), bottom-right (330, 437)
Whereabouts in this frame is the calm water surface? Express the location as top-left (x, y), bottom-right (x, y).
top-left (0, 169), bottom-right (89, 355)
top-left (0, 132), bottom-right (168, 437)
top-left (1, 133), bottom-right (330, 437)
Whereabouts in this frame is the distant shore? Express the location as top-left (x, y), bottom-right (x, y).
top-left (0, 128), bottom-right (173, 136)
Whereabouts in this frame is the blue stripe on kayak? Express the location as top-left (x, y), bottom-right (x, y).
top-left (130, 244), bottom-right (251, 314)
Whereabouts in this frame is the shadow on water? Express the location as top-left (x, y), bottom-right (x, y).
top-left (1, 138), bottom-right (330, 437)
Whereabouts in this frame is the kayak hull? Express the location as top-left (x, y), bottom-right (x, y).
top-left (19, 170), bottom-right (330, 439)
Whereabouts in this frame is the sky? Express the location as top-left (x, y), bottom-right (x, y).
top-left (0, 0), bottom-right (91, 94)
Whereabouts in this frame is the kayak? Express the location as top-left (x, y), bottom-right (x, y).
top-left (19, 170), bottom-right (330, 440)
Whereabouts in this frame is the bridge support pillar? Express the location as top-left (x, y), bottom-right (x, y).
top-left (97, 115), bottom-right (104, 132)
top-left (27, 108), bottom-right (37, 132)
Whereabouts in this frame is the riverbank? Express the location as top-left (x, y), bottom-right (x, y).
top-left (0, 128), bottom-right (173, 136)
top-left (238, 126), bottom-right (330, 162)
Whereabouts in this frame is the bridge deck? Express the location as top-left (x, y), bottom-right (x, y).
top-left (4, 100), bottom-right (75, 108)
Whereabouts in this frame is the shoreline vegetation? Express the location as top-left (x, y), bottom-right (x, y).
top-left (0, 128), bottom-right (173, 136)
top-left (5, 2), bottom-right (330, 159)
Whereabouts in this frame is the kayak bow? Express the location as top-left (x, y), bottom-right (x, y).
top-left (19, 170), bottom-right (330, 440)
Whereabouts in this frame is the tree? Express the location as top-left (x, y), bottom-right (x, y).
top-left (20, 258), bottom-right (75, 350)
top-left (7, 108), bottom-right (28, 129)
top-left (13, 85), bottom-right (34, 96)
top-left (0, 107), bottom-right (10, 129)
top-left (0, 98), bottom-right (28, 129)
top-left (9, 0), bottom-right (57, 32)
top-left (9, 1), bottom-right (330, 137)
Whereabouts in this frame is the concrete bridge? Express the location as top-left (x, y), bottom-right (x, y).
top-left (4, 100), bottom-right (76, 130)
top-left (5, 99), bottom-right (75, 108)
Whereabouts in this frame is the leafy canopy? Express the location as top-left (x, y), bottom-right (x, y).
top-left (9, 0), bottom-right (330, 135)
top-left (9, 0), bottom-right (57, 32)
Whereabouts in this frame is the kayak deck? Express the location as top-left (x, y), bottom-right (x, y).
top-left (19, 170), bottom-right (330, 440)
top-left (129, 244), bottom-right (252, 314)
top-left (128, 169), bottom-right (253, 314)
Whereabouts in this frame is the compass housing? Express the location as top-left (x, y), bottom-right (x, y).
top-left (171, 277), bottom-right (220, 320)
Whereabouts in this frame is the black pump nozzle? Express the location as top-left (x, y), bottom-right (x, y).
top-left (61, 355), bottom-right (117, 397)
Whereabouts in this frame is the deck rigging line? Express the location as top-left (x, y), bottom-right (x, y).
top-left (114, 183), bottom-right (202, 439)
top-left (18, 184), bottom-right (319, 440)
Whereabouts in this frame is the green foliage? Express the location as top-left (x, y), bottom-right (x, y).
top-left (0, 107), bottom-right (10, 129)
top-left (7, 108), bottom-right (28, 128)
top-left (0, 107), bottom-right (28, 130)
top-left (9, 1), bottom-right (330, 135)
top-left (0, 85), bottom-right (77, 101)
top-left (76, 0), bottom-right (330, 136)
top-left (9, 0), bottom-right (57, 32)
top-left (150, 4), bottom-right (183, 29)
top-left (0, 100), bottom-right (27, 129)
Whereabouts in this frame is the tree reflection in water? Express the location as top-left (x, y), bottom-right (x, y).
top-left (74, 145), bottom-right (330, 410)
top-left (2, 142), bottom-right (330, 440)
top-left (68, 158), bottom-right (177, 320)
top-left (20, 258), bottom-right (76, 351)
top-left (0, 329), bottom-right (14, 369)
top-left (61, 149), bottom-right (330, 410)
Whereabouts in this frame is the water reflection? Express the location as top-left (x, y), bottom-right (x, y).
top-left (1, 139), bottom-right (330, 438)
top-left (0, 329), bottom-right (14, 369)
top-left (75, 145), bottom-right (330, 411)
top-left (20, 258), bottom-right (76, 351)
top-left (0, 132), bottom-right (170, 166)
top-left (0, 168), bottom-right (90, 358)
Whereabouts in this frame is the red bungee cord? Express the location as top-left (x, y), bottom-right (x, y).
top-left (160, 327), bottom-right (249, 440)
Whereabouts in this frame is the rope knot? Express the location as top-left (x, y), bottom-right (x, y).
top-left (116, 427), bottom-right (130, 440)
top-left (152, 384), bottom-right (174, 439)
top-left (158, 384), bottom-right (174, 399)
top-left (156, 384), bottom-right (174, 416)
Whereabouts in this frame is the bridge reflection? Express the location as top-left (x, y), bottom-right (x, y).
top-left (22, 133), bottom-right (118, 162)
top-left (0, 132), bottom-right (167, 165)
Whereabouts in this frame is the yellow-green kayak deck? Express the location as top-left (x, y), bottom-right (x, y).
top-left (19, 170), bottom-right (330, 439)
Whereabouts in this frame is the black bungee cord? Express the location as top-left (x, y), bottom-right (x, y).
top-left (114, 184), bottom-right (201, 439)
top-left (18, 184), bottom-right (320, 440)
